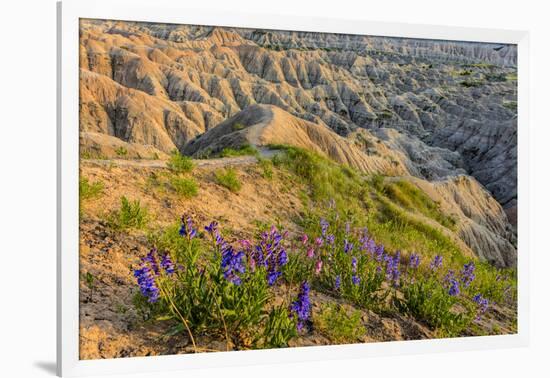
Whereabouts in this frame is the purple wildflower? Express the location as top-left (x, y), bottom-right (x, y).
top-left (460, 262), bottom-right (476, 287)
top-left (374, 244), bottom-right (384, 261)
top-left (133, 265), bottom-right (159, 303)
top-left (326, 234), bottom-right (335, 245)
top-left (160, 252), bottom-right (175, 275)
top-left (352, 275), bottom-right (361, 285)
top-left (315, 237), bottom-right (324, 247)
top-left (221, 246), bottom-right (246, 285)
top-left (254, 226), bottom-right (288, 286)
top-left (351, 257), bottom-right (358, 273)
top-left (335, 275), bottom-right (341, 290)
top-left (320, 218), bottom-right (329, 236)
top-left (448, 278), bottom-right (460, 296)
top-left (443, 269), bottom-right (456, 284)
top-left (290, 282), bottom-right (311, 331)
top-left (179, 215), bottom-right (197, 239)
top-left (408, 253), bottom-right (421, 269)
top-left (430, 255), bottom-right (443, 271)
top-left (473, 293), bottom-right (490, 320)
top-left (204, 221), bottom-right (218, 234)
top-left (385, 252), bottom-right (401, 286)
top-left (267, 270), bottom-right (282, 286)
top-left (143, 249), bottom-right (160, 276)
top-left (344, 239), bottom-right (354, 254)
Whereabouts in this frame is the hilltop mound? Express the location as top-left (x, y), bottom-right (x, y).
top-left (184, 104), bottom-right (408, 175)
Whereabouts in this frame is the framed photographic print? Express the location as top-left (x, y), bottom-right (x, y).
top-left (57, 0), bottom-right (529, 376)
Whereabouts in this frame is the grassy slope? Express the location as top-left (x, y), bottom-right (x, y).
top-left (78, 146), bottom-right (517, 357)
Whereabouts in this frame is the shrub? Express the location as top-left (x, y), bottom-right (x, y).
top-left (79, 178), bottom-right (104, 200)
top-left (169, 177), bottom-right (198, 198)
top-left (315, 304), bottom-right (364, 344)
top-left (115, 146), bottom-right (128, 157)
top-left (258, 158), bottom-right (273, 179)
top-left (108, 196), bottom-right (149, 230)
top-left (395, 277), bottom-right (475, 337)
top-left (167, 150), bottom-right (194, 173)
top-left (214, 168), bottom-right (241, 192)
top-left (232, 123), bottom-right (246, 131)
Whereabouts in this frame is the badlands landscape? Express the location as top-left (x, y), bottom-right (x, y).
top-left (78, 19), bottom-right (518, 359)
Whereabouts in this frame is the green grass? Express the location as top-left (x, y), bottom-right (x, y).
top-left (167, 150), bottom-right (194, 173)
top-left (382, 180), bottom-right (457, 229)
top-left (271, 145), bottom-right (473, 269)
top-left (79, 178), bottom-right (104, 200)
top-left (395, 277), bottom-right (475, 337)
top-left (258, 158), bottom-right (273, 179)
top-left (169, 176), bottom-right (199, 198)
top-left (115, 146), bottom-right (128, 157)
top-left (232, 122), bottom-right (246, 131)
top-left (214, 168), bottom-right (242, 192)
top-left (107, 196), bottom-right (149, 230)
top-left (314, 304), bottom-right (365, 344)
top-left (220, 144), bottom-right (259, 158)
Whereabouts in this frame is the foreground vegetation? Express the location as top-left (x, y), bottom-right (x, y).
top-left (128, 146), bottom-right (516, 350)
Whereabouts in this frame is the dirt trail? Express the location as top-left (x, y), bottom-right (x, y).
top-left (83, 156), bottom-right (259, 169)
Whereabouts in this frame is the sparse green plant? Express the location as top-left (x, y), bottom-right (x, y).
top-left (79, 178), bottom-right (104, 201)
top-left (258, 158), bottom-right (273, 179)
top-left (232, 122), bottom-right (246, 131)
top-left (169, 176), bottom-right (199, 198)
top-left (167, 150), bottom-right (194, 173)
top-left (115, 146), bottom-right (128, 157)
top-left (315, 304), bottom-right (364, 344)
top-left (107, 196), bottom-right (149, 230)
top-left (82, 271), bottom-right (96, 301)
top-left (214, 168), bottom-right (242, 192)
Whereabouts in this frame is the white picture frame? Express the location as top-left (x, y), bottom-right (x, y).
top-left (57, 0), bottom-right (530, 376)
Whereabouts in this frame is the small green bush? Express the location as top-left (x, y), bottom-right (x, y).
top-left (167, 150), bottom-right (194, 173)
top-left (108, 196), bottom-right (149, 230)
top-left (258, 158), bottom-right (273, 179)
top-left (169, 177), bottom-right (199, 198)
top-left (79, 178), bottom-right (104, 200)
top-left (315, 304), bottom-right (364, 344)
top-left (232, 123), bottom-right (246, 131)
top-left (214, 168), bottom-right (242, 192)
top-left (115, 146), bottom-right (128, 157)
